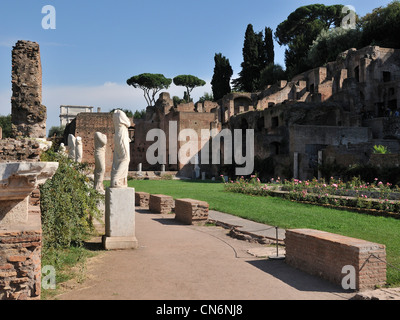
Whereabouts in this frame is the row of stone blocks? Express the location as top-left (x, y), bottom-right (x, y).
top-left (135, 192), bottom-right (209, 225)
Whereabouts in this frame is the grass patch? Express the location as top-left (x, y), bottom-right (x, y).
top-left (41, 246), bottom-right (100, 300)
top-left (128, 179), bottom-right (400, 287)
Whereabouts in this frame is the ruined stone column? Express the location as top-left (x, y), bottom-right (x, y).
top-left (11, 40), bottom-right (46, 139)
top-left (293, 152), bottom-right (299, 180)
top-left (318, 150), bottom-right (323, 180)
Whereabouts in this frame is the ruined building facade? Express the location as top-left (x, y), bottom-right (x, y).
top-left (65, 45), bottom-right (400, 181)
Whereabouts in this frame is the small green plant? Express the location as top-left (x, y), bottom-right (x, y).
top-left (40, 149), bottom-right (104, 249)
top-left (373, 145), bottom-right (391, 154)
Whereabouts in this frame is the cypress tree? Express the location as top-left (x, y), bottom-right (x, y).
top-left (232, 24), bottom-right (260, 92)
top-left (233, 24), bottom-right (276, 92)
top-left (264, 27), bottom-right (275, 67)
top-left (211, 53), bottom-right (233, 101)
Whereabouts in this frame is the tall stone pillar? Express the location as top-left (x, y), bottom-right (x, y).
top-left (318, 150), bottom-right (323, 180)
top-left (293, 152), bottom-right (299, 180)
top-left (11, 40), bottom-right (46, 139)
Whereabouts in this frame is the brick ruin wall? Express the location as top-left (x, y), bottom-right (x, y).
top-left (11, 40), bottom-right (46, 139)
top-left (65, 113), bottom-right (116, 177)
top-left (285, 229), bottom-right (387, 291)
top-left (0, 203), bottom-right (42, 300)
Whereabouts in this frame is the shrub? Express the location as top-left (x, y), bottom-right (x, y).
top-left (373, 145), bottom-right (391, 154)
top-left (40, 149), bottom-right (104, 249)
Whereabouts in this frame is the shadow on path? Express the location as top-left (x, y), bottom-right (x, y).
top-left (247, 259), bottom-right (351, 296)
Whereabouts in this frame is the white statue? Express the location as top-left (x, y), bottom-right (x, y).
top-left (75, 136), bottom-right (83, 163)
top-left (59, 143), bottom-right (67, 155)
top-left (110, 110), bottom-right (131, 188)
top-left (94, 132), bottom-right (107, 193)
top-left (68, 134), bottom-right (76, 161)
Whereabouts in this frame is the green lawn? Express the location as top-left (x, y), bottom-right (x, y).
top-left (128, 179), bottom-right (400, 287)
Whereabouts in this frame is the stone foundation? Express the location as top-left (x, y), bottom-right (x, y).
top-left (0, 206), bottom-right (42, 300)
top-left (149, 194), bottom-right (175, 214)
top-left (285, 229), bottom-right (387, 291)
top-left (174, 199), bottom-right (209, 225)
top-left (135, 192), bottom-right (150, 208)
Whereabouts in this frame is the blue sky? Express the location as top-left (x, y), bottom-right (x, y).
top-left (0, 0), bottom-right (394, 133)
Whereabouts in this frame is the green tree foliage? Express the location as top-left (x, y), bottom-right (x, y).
top-left (127, 73), bottom-right (172, 107)
top-left (360, 1), bottom-right (400, 49)
top-left (198, 92), bottom-right (214, 103)
top-left (0, 114), bottom-right (12, 138)
top-left (275, 4), bottom-right (345, 78)
top-left (211, 53), bottom-right (233, 100)
top-left (264, 27), bottom-right (275, 68)
top-left (40, 149), bottom-right (103, 249)
top-left (233, 24), bottom-right (275, 92)
top-left (308, 27), bottom-right (362, 68)
top-left (133, 109), bottom-right (146, 119)
top-left (48, 125), bottom-right (65, 138)
top-left (173, 75), bottom-right (206, 103)
top-left (259, 64), bottom-right (287, 87)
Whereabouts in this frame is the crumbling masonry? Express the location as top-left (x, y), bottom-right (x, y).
top-left (11, 40), bottom-right (46, 139)
top-left (64, 45), bottom-right (400, 181)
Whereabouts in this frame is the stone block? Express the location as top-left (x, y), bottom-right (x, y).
top-left (285, 229), bottom-right (387, 291)
top-left (103, 187), bottom-right (138, 250)
top-left (175, 198), bottom-right (209, 225)
top-left (149, 194), bottom-right (174, 214)
top-left (135, 192), bottom-right (150, 208)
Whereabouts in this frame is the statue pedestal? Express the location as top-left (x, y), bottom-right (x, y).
top-left (102, 187), bottom-right (138, 250)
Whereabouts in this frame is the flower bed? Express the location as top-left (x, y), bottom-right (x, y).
top-left (224, 176), bottom-right (400, 217)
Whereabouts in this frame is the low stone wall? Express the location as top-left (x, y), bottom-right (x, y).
top-left (149, 194), bottom-right (175, 214)
top-left (369, 153), bottom-right (400, 168)
top-left (0, 206), bottom-right (42, 300)
top-left (135, 192), bottom-right (150, 208)
top-left (285, 229), bottom-right (387, 291)
top-left (175, 199), bottom-right (209, 225)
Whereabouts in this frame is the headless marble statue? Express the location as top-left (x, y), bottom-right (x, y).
top-left (110, 110), bottom-right (131, 188)
top-left (94, 132), bottom-right (107, 193)
top-left (75, 136), bottom-right (83, 163)
top-left (68, 134), bottom-right (76, 161)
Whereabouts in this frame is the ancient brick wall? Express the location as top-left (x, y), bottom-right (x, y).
top-left (11, 40), bottom-right (46, 139)
top-left (177, 111), bottom-right (217, 177)
top-left (66, 113), bottom-right (115, 177)
top-left (0, 206), bottom-right (42, 300)
top-left (285, 229), bottom-right (387, 291)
